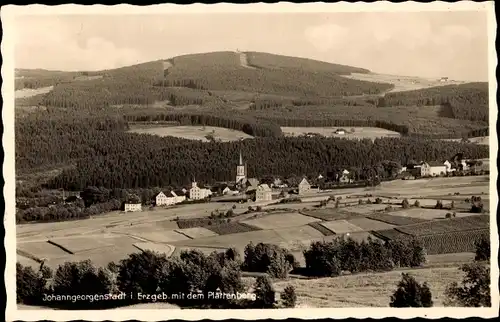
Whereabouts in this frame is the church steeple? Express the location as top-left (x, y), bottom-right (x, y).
top-left (239, 150), bottom-right (243, 165)
top-left (236, 150), bottom-right (247, 183)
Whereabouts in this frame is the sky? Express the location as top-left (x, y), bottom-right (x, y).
top-left (13, 11), bottom-right (490, 81)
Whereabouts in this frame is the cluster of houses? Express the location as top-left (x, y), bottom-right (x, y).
top-left (400, 158), bottom-right (486, 180)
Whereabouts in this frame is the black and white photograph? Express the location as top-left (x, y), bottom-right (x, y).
top-left (2, 2), bottom-right (498, 320)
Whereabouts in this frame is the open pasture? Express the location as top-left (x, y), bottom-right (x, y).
top-left (319, 220), bottom-right (365, 234)
top-left (341, 204), bottom-right (391, 215)
top-left (133, 243), bottom-right (175, 257)
top-left (367, 213), bottom-right (429, 226)
top-left (391, 208), bottom-right (452, 221)
top-left (17, 241), bottom-right (70, 260)
top-left (300, 208), bottom-right (363, 221)
top-left (15, 86), bottom-right (53, 99)
top-left (242, 212), bottom-right (320, 230)
top-left (129, 230), bottom-right (191, 243)
top-left (347, 217), bottom-right (397, 231)
top-left (281, 127), bottom-right (400, 139)
top-left (46, 235), bottom-right (136, 254)
top-left (128, 125), bottom-right (253, 142)
top-left (396, 214), bottom-right (489, 236)
top-left (273, 225), bottom-right (326, 242)
top-left (417, 229), bottom-right (489, 255)
top-left (17, 255), bottom-right (40, 269)
top-left (307, 222), bottom-right (336, 236)
top-left (273, 265), bottom-right (466, 308)
top-left (175, 227), bottom-right (219, 239)
top-left (340, 72), bottom-right (464, 93)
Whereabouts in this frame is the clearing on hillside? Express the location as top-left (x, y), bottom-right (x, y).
top-left (273, 265), bottom-right (467, 307)
top-left (281, 127), bottom-right (400, 139)
top-left (319, 220), bottom-right (365, 234)
top-left (15, 86), bottom-right (54, 99)
top-left (242, 213), bottom-right (320, 230)
top-left (128, 126), bottom-right (253, 142)
top-left (340, 72), bottom-right (465, 93)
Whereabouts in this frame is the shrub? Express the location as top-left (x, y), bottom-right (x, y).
top-left (401, 198), bottom-right (410, 209)
top-left (444, 262), bottom-right (490, 307)
top-left (389, 273), bottom-right (433, 307)
top-left (474, 236), bottom-right (490, 261)
top-left (358, 199), bottom-right (363, 205)
top-left (445, 213), bottom-right (452, 219)
top-left (375, 197), bottom-right (383, 204)
top-left (280, 285), bottom-right (297, 308)
top-left (385, 205), bottom-right (393, 211)
top-left (16, 262), bottom-right (53, 305)
top-left (450, 201), bottom-right (455, 209)
top-left (253, 275), bottom-right (276, 308)
top-left (471, 202), bottom-right (484, 213)
top-left (366, 199), bottom-right (373, 204)
top-left (335, 200), bottom-right (340, 208)
top-left (435, 200), bottom-right (444, 209)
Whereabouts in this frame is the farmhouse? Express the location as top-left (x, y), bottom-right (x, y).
top-left (189, 180), bottom-right (212, 200)
top-left (334, 129), bottom-right (346, 135)
top-left (440, 77), bottom-right (449, 82)
top-left (420, 161), bottom-right (447, 177)
top-left (239, 178), bottom-right (260, 192)
top-left (156, 190), bottom-right (186, 206)
top-left (339, 169), bottom-right (353, 184)
top-left (298, 178), bottom-right (319, 195)
top-left (124, 203), bottom-right (142, 212)
top-left (255, 184), bottom-right (273, 202)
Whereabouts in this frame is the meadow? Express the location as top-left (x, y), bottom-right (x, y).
top-left (281, 126), bottom-right (401, 139)
top-left (127, 125), bottom-right (253, 142)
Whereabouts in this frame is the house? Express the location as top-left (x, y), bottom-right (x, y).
top-left (440, 77), bottom-right (449, 82)
top-left (239, 178), bottom-right (260, 192)
top-left (155, 191), bottom-right (170, 206)
top-left (334, 129), bottom-right (346, 135)
top-left (420, 161), bottom-right (447, 177)
top-left (222, 186), bottom-right (239, 195)
top-left (189, 181), bottom-right (212, 200)
top-left (156, 190), bottom-right (186, 206)
top-left (401, 171), bottom-right (416, 180)
top-left (298, 178), bottom-right (312, 195)
top-left (444, 160), bottom-right (454, 173)
top-left (172, 190), bottom-right (187, 203)
top-left (318, 174), bottom-right (324, 180)
top-left (339, 169), bottom-right (353, 184)
top-left (255, 184), bottom-right (272, 202)
top-left (124, 203), bottom-right (142, 212)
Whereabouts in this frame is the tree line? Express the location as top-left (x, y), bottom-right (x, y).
top-left (16, 236), bottom-right (491, 309)
top-left (46, 135), bottom-right (488, 190)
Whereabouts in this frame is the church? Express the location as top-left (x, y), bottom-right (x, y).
top-left (235, 151), bottom-right (259, 191)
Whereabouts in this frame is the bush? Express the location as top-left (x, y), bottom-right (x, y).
top-left (474, 236), bottom-right (490, 261)
top-left (444, 262), bottom-right (490, 307)
top-left (117, 251), bottom-right (169, 294)
top-left (303, 240), bottom-right (342, 277)
top-left (358, 199), bottom-right (363, 205)
top-left (16, 262), bottom-right (53, 305)
top-left (385, 205), bottom-right (393, 211)
top-left (401, 198), bottom-right (410, 209)
top-left (413, 200), bottom-right (421, 207)
top-left (375, 197), bottom-right (383, 204)
top-left (471, 202), bottom-right (484, 213)
top-left (253, 275), bottom-right (276, 308)
top-left (389, 273), bottom-right (433, 307)
top-left (280, 285), bottom-right (297, 308)
top-left (450, 201), bottom-right (455, 209)
top-left (243, 242), bottom-right (293, 278)
top-left (435, 200), bottom-right (444, 209)
top-left (335, 200), bottom-right (340, 208)
top-left (445, 213), bottom-right (452, 219)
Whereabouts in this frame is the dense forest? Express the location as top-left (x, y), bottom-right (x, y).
top-left (381, 83), bottom-right (489, 122)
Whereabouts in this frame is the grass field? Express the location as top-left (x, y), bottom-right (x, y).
top-left (417, 229), bottom-right (489, 254)
top-left (341, 72), bottom-right (465, 93)
top-left (17, 241), bottom-right (70, 260)
top-left (307, 222), bottom-right (336, 236)
top-left (175, 227), bottom-right (219, 239)
top-left (242, 212), bottom-right (320, 230)
top-left (300, 209), bottom-right (363, 221)
top-left (281, 127), bottom-right (400, 139)
top-left (391, 208), bottom-right (453, 220)
top-left (341, 204), bottom-right (391, 215)
top-left (131, 230), bottom-right (191, 243)
top-left (367, 213), bottom-right (429, 226)
top-left (273, 225), bottom-right (326, 242)
top-left (47, 235), bottom-right (135, 254)
top-left (273, 265), bottom-right (466, 307)
top-left (15, 86), bottom-right (53, 99)
top-left (132, 243), bottom-right (175, 257)
top-left (319, 220), bottom-right (365, 234)
top-left (347, 217), bottom-right (397, 231)
top-left (128, 125), bottom-right (253, 142)
top-left (205, 222), bottom-right (260, 235)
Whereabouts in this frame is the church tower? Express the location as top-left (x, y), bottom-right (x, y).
top-left (235, 150), bottom-right (247, 183)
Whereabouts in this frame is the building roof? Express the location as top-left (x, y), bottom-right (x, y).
top-left (173, 190), bottom-right (185, 196)
top-left (247, 178), bottom-right (259, 187)
top-left (257, 184), bottom-right (272, 192)
top-left (165, 191), bottom-right (176, 198)
top-left (299, 178), bottom-right (309, 186)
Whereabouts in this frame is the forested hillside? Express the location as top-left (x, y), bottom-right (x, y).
top-left (381, 83), bottom-right (489, 122)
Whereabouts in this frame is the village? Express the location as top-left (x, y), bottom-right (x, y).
top-left (121, 151), bottom-right (490, 212)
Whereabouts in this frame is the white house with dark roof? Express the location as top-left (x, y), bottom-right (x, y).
top-left (124, 203), bottom-right (142, 212)
top-left (255, 184), bottom-right (273, 202)
top-left (189, 180), bottom-right (212, 200)
top-left (421, 161), bottom-right (447, 177)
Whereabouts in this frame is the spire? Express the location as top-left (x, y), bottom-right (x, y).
top-left (239, 150), bottom-right (243, 165)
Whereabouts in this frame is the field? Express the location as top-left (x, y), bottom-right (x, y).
top-left (242, 213), bottom-right (320, 230)
top-left (307, 222), bottom-right (336, 236)
top-left (17, 241), bottom-right (70, 260)
top-left (205, 222), bottom-right (260, 235)
top-left (127, 125), bottom-right (253, 142)
top-left (341, 72), bottom-right (465, 93)
top-left (417, 229), bottom-right (489, 254)
top-left (300, 209), bottom-right (363, 221)
top-left (319, 220), bottom-right (364, 234)
top-left (15, 86), bottom-right (54, 99)
top-left (346, 217), bottom-right (397, 231)
top-left (273, 265), bottom-right (467, 307)
top-left (396, 215), bottom-right (489, 236)
top-left (389, 208), bottom-right (453, 220)
top-left (128, 230), bottom-right (190, 243)
top-left (273, 225), bottom-right (326, 242)
top-left (47, 235), bottom-right (135, 254)
top-left (367, 213), bottom-right (429, 226)
top-left (281, 126), bottom-right (401, 139)
top-left (175, 227), bottom-right (219, 239)
top-left (341, 204), bottom-right (393, 215)
top-left (132, 243), bottom-right (175, 257)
